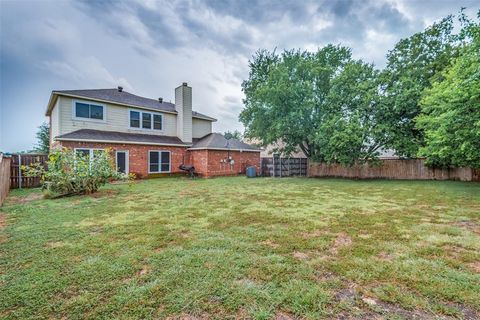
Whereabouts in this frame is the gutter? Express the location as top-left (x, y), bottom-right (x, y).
top-left (55, 137), bottom-right (192, 147)
top-left (187, 147), bottom-right (261, 152)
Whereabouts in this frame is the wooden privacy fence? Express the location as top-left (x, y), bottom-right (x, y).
top-left (10, 154), bottom-right (48, 189)
top-left (308, 159), bottom-right (480, 181)
top-left (261, 156), bottom-right (308, 177)
top-left (0, 154), bottom-right (12, 206)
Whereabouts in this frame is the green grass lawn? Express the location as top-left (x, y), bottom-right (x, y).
top-left (1, 177), bottom-right (479, 319)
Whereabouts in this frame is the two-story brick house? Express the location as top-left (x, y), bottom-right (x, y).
top-left (46, 83), bottom-right (260, 177)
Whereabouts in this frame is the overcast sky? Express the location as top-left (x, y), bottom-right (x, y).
top-left (0, 0), bottom-right (478, 152)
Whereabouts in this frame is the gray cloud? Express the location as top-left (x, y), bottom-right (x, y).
top-left (1, 0), bottom-right (478, 151)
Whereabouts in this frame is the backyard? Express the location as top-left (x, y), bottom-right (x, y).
top-left (0, 177), bottom-right (479, 319)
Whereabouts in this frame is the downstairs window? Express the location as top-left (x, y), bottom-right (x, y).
top-left (149, 151), bottom-right (170, 173)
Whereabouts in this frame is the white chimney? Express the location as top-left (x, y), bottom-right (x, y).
top-left (175, 82), bottom-right (192, 143)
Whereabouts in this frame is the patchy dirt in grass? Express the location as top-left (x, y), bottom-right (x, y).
top-left (330, 232), bottom-right (352, 254)
top-left (234, 278), bottom-right (259, 288)
top-left (275, 311), bottom-right (297, 320)
top-left (90, 189), bottom-right (119, 199)
top-left (89, 226), bottom-right (103, 236)
top-left (137, 265), bottom-right (151, 276)
top-left (456, 220), bottom-right (480, 234)
top-left (358, 233), bottom-right (372, 239)
top-left (377, 251), bottom-right (395, 262)
top-left (316, 271), bottom-right (337, 282)
top-left (292, 251), bottom-right (309, 260)
top-left (0, 214), bottom-right (5, 229)
top-left (46, 241), bottom-right (65, 248)
top-left (361, 296), bottom-right (437, 319)
top-left (335, 283), bottom-right (358, 305)
top-left (7, 192), bottom-right (43, 204)
top-left (261, 239), bottom-right (280, 248)
top-left (300, 230), bottom-right (325, 239)
top-left (441, 301), bottom-right (479, 319)
top-left (468, 261), bottom-right (480, 273)
top-left (234, 307), bottom-right (249, 319)
top-left (443, 244), bottom-right (467, 254)
top-left (166, 313), bottom-right (210, 320)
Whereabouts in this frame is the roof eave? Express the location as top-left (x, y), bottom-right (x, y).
top-left (55, 137), bottom-right (191, 147)
top-left (45, 92), bottom-right (58, 116)
top-left (193, 115), bottom-right (217, 122)
top-left (187, 147), bottom-right (261, 152)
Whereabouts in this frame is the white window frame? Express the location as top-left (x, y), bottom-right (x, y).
top-left (148, 150), bottom-right (171, 173)
top-left (74, 148), bottom-right (105, 159)
top-left (115, 150), bottom-right (129, 174)
top-left (129, 109), bottom-right (164, 132)
top-left (72, 100), bottom-right (107, 123)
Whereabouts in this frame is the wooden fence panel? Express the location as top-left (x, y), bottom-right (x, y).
top-left (0, 155), bottom-right (12, 206)
top-left (10, 154), bottom-right (48, 189)
top-left (308, 159), bottom-right (478, 181)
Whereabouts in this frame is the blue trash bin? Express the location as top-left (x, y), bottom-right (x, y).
top-left (246, 166), bottom-right (256, 178)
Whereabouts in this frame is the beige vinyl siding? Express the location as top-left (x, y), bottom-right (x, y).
top-left (56, 96), bottom-right (177, 137)
top-left (192, 118), bottom-right (212, 138)
top-left (175, 85), bottom-right (193, 143)
top-left (50, 99), bottom-right (61, 145)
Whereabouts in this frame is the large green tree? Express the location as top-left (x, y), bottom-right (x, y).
top-left (416, 16), bottom-right (480, 168)
top-left (240, 45), bottom-right (384, 165)
top-left (379, 16), bottom-right (458, 157)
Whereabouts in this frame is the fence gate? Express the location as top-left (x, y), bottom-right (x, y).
top-left (261, 156), bottom-right (308, 177)
top-left (10, 154), bottom-right (48, 189)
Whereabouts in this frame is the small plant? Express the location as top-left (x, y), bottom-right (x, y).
top-left (23, 148), bottom-right (130, 197)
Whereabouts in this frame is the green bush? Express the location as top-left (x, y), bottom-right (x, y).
top-left (23, 148), bottom-right (130, 197)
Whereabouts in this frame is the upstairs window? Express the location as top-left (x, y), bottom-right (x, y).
top-left (74, 102), bottom-right (104, 120)
top-left (149, 151), bottom-right (170, 173)
top-left (130, 111), bottom-right (140, 128)
top-left (142, 113), bottom-right (151, 129)
top-left (130, 110), bottom-right (162, 130)
top-left (153, 114), bottom-right (162, 130)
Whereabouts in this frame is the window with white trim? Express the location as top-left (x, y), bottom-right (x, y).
top-left (130, 110), bottom-right (163, 130)
top-left (74, 102), bottom-right (104, 120)
top-left (75, 148), bottom-right (104, 160)
top-left (149, 151), bottom-right (170, 173)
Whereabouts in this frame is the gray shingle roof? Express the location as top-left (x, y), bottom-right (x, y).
top-left (53, 89), bottom-right (216, 121)
top-left (191, 133), bottom-right (261, 151)
top-left (56, 129), bottom-right (188, 146)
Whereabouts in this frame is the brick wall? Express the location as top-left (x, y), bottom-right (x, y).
top-left (190, 149), bottom-right (260, 177)
top-left (60, 141), bottom-right (189, 178)
top-left (59, 141), bottom-right (261, 178)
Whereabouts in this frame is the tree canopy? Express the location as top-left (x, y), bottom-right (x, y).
top-left (34, 122), bottom-right (50, 154)
top-left (223, 130), bottom-right (242, 140)
top-left (240, 10), bottom-right (480, 168)
top-left (379, 16), bottom-right (458, 157)
top-left (416, 17), bottom-right (480, 168)
top-left (240, 45), bottom-right (384, 165)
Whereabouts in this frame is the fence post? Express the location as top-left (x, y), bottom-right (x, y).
top-left (18, 154), bottom-right (22, 189)
top-left (279, 156), bottom-right (282, 177)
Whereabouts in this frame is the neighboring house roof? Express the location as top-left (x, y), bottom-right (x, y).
top-left (244, 138), bottom-right (307, 158)
top-left (190, 133), bottom-right (261, 152)
top-left (46, 88), bottom-right (217, 121)
top-left (56, 129), bottom-right (189, 146)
